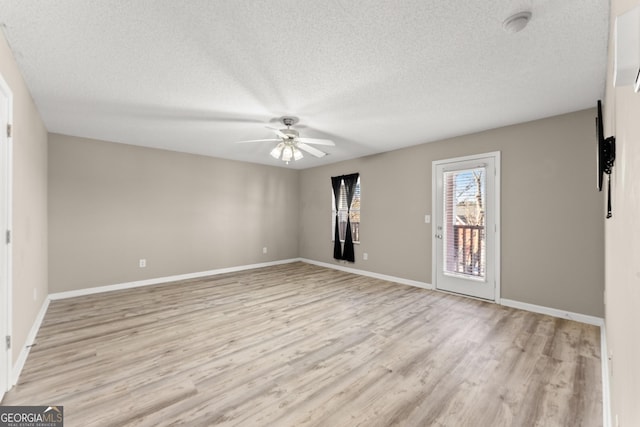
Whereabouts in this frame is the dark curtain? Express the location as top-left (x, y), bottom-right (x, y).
top-left (331, 176), bottom-right (343, 260)
top-left (341, 173), bottom-right (359, 262)
top-left (331, 173), bottom-right (359, 262)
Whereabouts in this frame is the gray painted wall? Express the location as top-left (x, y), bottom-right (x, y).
top-left (48, 110), bottom-right (603, 318)
top-left (48, 134), bottom-right (299, 292)
top-left (299, 109), bottom-right (604, 317)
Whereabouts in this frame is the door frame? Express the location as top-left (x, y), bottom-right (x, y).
top-left (431, 151), bottom-right (501, 302)
top-left (0, 71), bottom-right (13, 397)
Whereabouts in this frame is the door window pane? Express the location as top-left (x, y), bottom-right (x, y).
top-left (443, 167), bottom-right (486, 279)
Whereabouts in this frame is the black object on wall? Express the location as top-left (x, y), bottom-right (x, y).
top-left (331, 176), bottom-right (344, 260)
top-left (596, 100), bottom-right (616, 218)
top-left (331, 173), bottom-right (359, 262)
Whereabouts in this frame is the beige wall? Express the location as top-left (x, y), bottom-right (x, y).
top-left (300, 109), bottom-right (604, 317)
top-left (48, 134), bottom-right (299, 292)
top-left (0, 33), bottom-right (48, 364)
top-left (604, 0), bottom-right (640, 425)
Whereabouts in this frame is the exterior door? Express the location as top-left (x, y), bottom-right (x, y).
top-left (433, 153), bottom-right (500, 301)
top-left (0, 73), bottom-right (12, 397)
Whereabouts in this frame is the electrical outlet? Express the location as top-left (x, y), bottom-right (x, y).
top-left (139, 259), bottom-right (146, 268)
top-left (263, 247), bottom-right (268, 254)
top-left (363, 252), bottom-right (368, 260)
top-left (424, 214), bottom-right (431, 223)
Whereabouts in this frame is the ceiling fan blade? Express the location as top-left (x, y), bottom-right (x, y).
top-left (297, 142), bottom-right (327, 158)
top-left (266, 126), bottom-right (289, 139)
top-left (297, 137), bottom-right (335, 146)
top-left (235, 138), bottom-right (281, 144)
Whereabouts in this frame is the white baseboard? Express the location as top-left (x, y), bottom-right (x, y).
top-left (500, 299), bottom-right (604, 327)
top-left (300, 260), bottom-right (605, 328)
top-left (12, 297), bottom-right (49, 385)
top-left (49, 258), bottom-right (302, 301)
top-left (300, 258), bottom-right (433, 290)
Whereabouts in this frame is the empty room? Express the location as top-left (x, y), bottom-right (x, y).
top-left (0, 1), bottom-right (639, 426)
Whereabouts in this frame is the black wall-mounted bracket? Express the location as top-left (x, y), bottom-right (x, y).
top-left (596, 100), bottom-right (616, 218)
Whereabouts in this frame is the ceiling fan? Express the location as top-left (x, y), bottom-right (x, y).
top-left (235, 116), bottom-right (335, 164)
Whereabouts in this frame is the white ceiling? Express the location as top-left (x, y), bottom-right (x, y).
top-left (0, 0), bottom-right (610, 169)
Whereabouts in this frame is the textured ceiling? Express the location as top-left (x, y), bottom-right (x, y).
top-left (0, 0), bottom-right (610, 169)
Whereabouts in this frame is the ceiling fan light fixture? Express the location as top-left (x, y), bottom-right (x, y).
top-left (282, 145), bottom-right (294, 163)
top-left (237, 116), bottom-right (334, 163)
top-left (270, 142), bottom-right (285, 160)
top-left (503, 11), bottom-right (532, 33)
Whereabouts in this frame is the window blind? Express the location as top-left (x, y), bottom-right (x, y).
top-left (443, 168), bottom-right (486, 278)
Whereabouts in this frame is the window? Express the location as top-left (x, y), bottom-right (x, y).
top-left (332, 176), bottom-right (360, 243)
top-left (443, 167), bottom-right (486, 278)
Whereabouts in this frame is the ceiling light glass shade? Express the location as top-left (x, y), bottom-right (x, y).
top-left (282, 146), bottom-right (294, 162)
top-left (270, 141), bottom-right (303, 163)
top-left (270, 142), bottom-right (285, 159)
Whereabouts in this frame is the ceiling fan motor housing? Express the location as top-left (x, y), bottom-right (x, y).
top-left (282, 128), bottom-right (299, 139)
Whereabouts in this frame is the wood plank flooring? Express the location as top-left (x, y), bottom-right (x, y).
top-left (1, 262), bottom-right (602, 426)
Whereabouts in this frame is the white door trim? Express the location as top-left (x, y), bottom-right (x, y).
top-left (431, 151), bottom-right (501, 302)
top-left (0, 71), bottom-right (13, 397)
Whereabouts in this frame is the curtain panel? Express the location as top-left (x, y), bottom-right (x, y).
top-left (331, 173), bottom-right (359, 262)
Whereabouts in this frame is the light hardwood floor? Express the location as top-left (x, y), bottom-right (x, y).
top-left (2, 262), bottom-right (602, 426)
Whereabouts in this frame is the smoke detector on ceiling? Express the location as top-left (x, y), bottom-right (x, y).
top-left (503, 11), bottom-right (532, 33)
